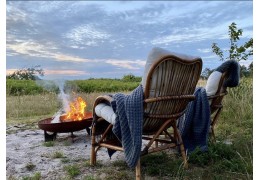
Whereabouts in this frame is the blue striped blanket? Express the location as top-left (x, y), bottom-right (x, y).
top-left (111, 85), bottom-right (144, 168)
top-left (178, 87), bottom-right (211, 153)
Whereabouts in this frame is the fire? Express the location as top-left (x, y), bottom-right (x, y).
top-left (61, 96), bottom-right (87, 122)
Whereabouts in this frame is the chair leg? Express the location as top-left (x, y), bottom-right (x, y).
top-left (210, 107), bottom-right (223, 142)
top-left (90, 125), bottom-right (97, 166)
top-left (136, 158), bottom-right (141, 180)
top-left (210, 126), bottom-right (216, 143)
top-left (179, 142), bottom-right (188, 168)
top-left (173, 121), bottom-right (188, 168)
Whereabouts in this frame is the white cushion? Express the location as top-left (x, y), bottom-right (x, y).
top-left (141, 47), bottom-right (199, 95)
top-left (205, 71), bottom-right (223, 96)
top-left (95, 103), bottom-right (116, 125)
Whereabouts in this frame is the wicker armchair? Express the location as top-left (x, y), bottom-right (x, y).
top-left (90, 48), bottom-right (202, 180)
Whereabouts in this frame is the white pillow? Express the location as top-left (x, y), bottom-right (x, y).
top-left (95, 103), bottom-right (116, 125)
top-left (141, 47), bottom-right (199, 94)
top-left (205, 71), bottom-right (223, 96)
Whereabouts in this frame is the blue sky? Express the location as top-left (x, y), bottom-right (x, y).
top-left (6, 1), bottom-right (253, 80)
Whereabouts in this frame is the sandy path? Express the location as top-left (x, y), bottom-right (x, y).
top-left (6, 125), bottom-right (124, 179)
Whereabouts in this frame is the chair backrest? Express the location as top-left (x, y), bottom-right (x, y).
top-left (142, 54), bottom-right (202, 134)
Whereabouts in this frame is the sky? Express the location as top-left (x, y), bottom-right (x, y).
top-left (6, 1), bottom-right (253, 80)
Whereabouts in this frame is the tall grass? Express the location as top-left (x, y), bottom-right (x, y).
top-left (6, 93), bottom-right (59, 123)
top-left (216, 78), bottom-right (253, 141)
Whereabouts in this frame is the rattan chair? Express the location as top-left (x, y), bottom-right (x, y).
top-left (90, 52), bottom-right (202, 179)
top-left (207, 72), bottom-right (228, 142)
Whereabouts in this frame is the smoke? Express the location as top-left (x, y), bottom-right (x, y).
top-left (56, 80), bottom-right (70, 112)
top-left (36, 79), bottom-right (71, 123)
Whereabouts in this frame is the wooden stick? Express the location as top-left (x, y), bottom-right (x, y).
top-left (90, 124), bottom-right (96, 165)
top-left (136, 158), bottom-right (141, 180)
top-left (99, 143), bottom-right (124, 151)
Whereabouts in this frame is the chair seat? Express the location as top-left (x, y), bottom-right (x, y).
top-left (95, 103), bottom-right (116, 125)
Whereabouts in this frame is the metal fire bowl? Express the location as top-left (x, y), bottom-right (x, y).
top-left (38, 112), bottom-right (93, 133)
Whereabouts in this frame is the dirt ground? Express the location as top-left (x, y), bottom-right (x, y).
top-left (6, 124), bottom-right (125, 179)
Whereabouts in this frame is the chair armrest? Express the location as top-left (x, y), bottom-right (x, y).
top-left (93, 95), bottom-right (114, 122)
top-left (94, 95), bottom-right (114, 106)
top-left (207, 92), bottom-right (228, 100)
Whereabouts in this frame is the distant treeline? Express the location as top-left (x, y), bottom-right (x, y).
top-left (6, 75), bottom-right (142, 96)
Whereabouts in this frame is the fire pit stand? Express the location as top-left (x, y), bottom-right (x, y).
top-left (38, 113), bottom-right (93, 142)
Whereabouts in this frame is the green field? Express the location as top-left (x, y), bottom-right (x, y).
top-left (6, 78), bottom-right (253, 179)
top-left (6, 78), bottom-right (141, 96)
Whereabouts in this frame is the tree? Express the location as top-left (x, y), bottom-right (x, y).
top-left (122, 74), bottom-right (142, 82)
top-left (7, 65), bottom-right (45, 80)
top-left (240, 65), bottom-right (250, 77)
top-left (212, 22), bottom-right (253, 62)
top-left (248, 62), bottom-right (253, 76)
top-left (201, 68), bottom-right (214, 79)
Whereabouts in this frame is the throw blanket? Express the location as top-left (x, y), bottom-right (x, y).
top-left (178, 87), bottom-right (211, 153)
top-left (215, 60), bottom-right (240, 87)
top-left (110, 85), bottom-right (144, 168)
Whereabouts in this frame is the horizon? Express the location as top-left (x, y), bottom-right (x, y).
top-left (6, 1), bottom-right (253, 80)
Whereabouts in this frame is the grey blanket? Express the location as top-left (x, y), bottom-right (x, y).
top-left (215, 60), bottom-right (240, 87)
top-left (111, 85), bottom-right (144, 168)
top-left (178, 87), bottom-right (211, 153)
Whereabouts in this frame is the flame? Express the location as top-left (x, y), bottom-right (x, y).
top-left (62, 96), bottom-right (87, 121)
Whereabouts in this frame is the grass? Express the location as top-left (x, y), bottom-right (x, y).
top-left (64, 165), bottom-right (80, 177)
top-left (61, 158), bottom-right (70, 163)
top-left (25, 162), bottom-right (36, 171)
top-left (6, 93), bottom-right (59, 124)
top-left (22, 172), bottom-right (41, 180)
top-left (83, 175), bottom-right (96, 180)
top-left (6, 92), bottom-right (104, 125)
top-left (141, 152), bottom-right (185, 178)
top-left (43, 141), bottom-right (55, 147)
top-left (52, 151), bottom-right (64, 158)
top-left (6, 77), bottom-right (253, 179)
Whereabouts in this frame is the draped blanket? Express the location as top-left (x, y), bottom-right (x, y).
top-left (110, 85), bottom-right (144, 168)
top-left (178, 87), bottom-right (211, 153)
top-left (215, 60), bottom-right (240, 88)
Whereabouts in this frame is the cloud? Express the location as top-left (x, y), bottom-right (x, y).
top-left (6, 4), bottom-right (27, 23)
top-left (105, 59), bottom-right (146, 70)
top-left (45, 69), bottom-right (89, 76)
top-left (201, 55), bottom-right (218, 60)
top-left (6, 1), bottom-right (253, 79)
top-left (151, 24), bottom-right (231, 45)
top-left (6, 68), bottom-right (89, 76)
top-left (198, 48), bottom-right (212, 53)
top-left (7, 39), bottom-right (94, 63)
top-left (6, 69), bottom-right (17, 75)
top-left (63, 24), bottom-right (111, 47)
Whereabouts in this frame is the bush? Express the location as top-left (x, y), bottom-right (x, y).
top-left (122, 74), bottom-right (142, 82)
top-left (6, 79), bottom-right (58, 96)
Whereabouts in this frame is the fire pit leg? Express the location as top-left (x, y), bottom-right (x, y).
top-left (70, 132), bottom-right (77, 138)
top-left (86, 127), bottom-right (90, 135)
top-left (44, 131), bottom-right (57, 142)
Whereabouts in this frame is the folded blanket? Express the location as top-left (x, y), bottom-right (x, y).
top-left (178, 87), bottom-right (211, 153)
top-left (215, 60), bottom-right (240, 87)
top-left (111, 85), bottom-right (144, 168)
